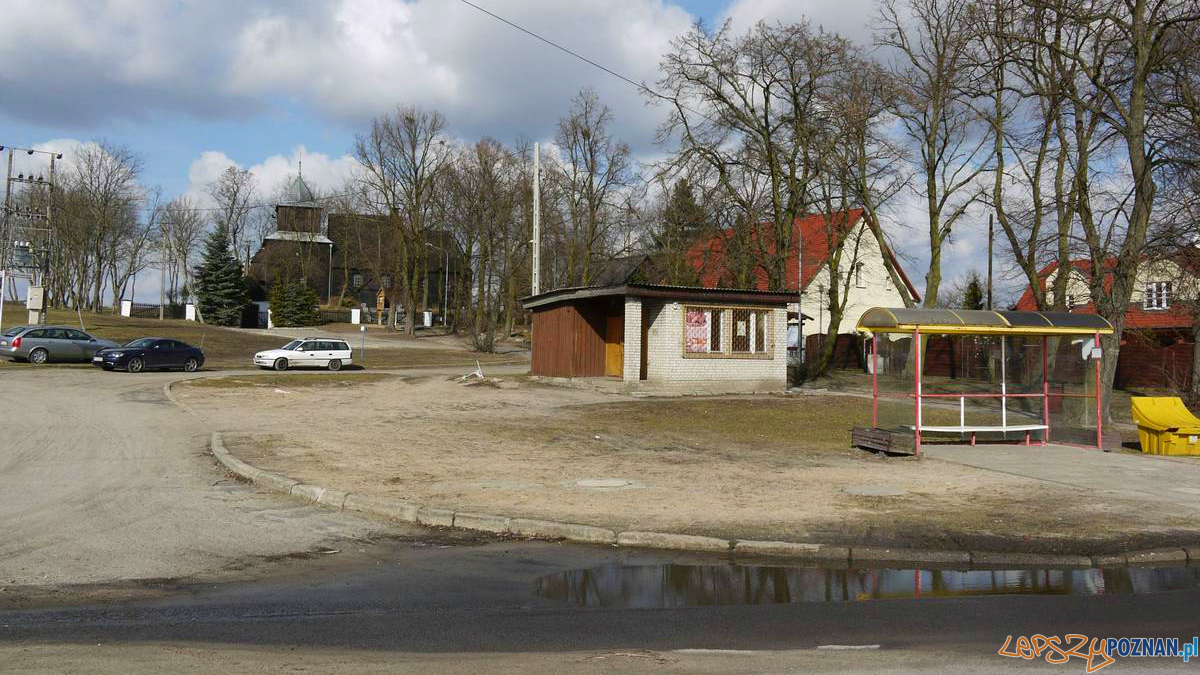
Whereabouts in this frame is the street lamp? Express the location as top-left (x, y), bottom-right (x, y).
top-left (426, 241), bottom-right (449, 327)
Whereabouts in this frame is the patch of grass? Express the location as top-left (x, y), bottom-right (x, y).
top-left (550, 395), bottom-right (963, 454)
top-left (2, 304), bottom-right (286, 368)
top-left (179, 372), bottom-right (395, 390)
top-left (0, 304), bottom-right (527, 370)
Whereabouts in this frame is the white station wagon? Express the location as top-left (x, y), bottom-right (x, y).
top-left (254, 338), bottom-right (354, 371)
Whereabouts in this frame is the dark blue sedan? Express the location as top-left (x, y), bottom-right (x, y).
top-left (93, 338), bottom-right (206, 373)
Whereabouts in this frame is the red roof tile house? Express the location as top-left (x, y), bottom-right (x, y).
top-left (684, 210), bottom-right (920, 365)
top-left (1015, 259), bottom-right (1195, 389)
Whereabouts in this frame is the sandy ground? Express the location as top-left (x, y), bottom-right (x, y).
top-left (176, 374), bottom-right (1200, 554)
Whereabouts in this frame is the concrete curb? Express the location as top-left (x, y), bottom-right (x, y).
top-left (206, 430), bottom-right (1199, 568)
top-left (163, 380), bottom-right (199, 418)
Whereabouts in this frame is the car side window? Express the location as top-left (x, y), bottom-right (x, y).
top-left (25, 329), bottom-right (45, 339)
top-left (67, 330), bottom-right (90, 341)
top-left (334, 342), bottom-right (349, 352)
top-left (321, 341), bottom-right (336, 350)
top-left (46, 329), bottom-right (67, 340)
top-left (299, 342), bottom-right (314, 352)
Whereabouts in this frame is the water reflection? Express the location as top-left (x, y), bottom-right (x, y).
top-left (534, 563), bottom-right (1200, 608)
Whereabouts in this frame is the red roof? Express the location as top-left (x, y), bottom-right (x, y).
top-left (1014, 259), bottom-right (1192, 330)
top-left (684, 210), bottom-right (920, 300)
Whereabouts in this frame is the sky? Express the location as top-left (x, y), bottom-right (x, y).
top-left (0, 0), bottom-right (994, 304)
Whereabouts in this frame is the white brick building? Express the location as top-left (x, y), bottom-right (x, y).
top-left (524, 284), bottom-right (795, 392)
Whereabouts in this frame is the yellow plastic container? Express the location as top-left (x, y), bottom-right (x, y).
top-left (1130, 397), bottom-right (1200, 455)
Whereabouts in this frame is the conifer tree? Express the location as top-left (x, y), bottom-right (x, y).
top-left (194, 224), bottom-right (249, 326)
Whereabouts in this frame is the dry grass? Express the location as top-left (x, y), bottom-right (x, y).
top-left (0, 304), bottom-right (525, 370)
top-left (550, 396), bottom-right (962, 454)
top-left (182, 376), bottom-right (1200, 553)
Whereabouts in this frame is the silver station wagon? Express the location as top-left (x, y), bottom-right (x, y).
top-left (0, 325), bottom-right (120, 364)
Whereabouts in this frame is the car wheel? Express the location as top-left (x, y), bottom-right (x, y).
top-left (127, 357), bottom-right (145, 373)
top-left (273, 357), bottom-right (289, 371)
top-left (183, 357), bottom-right (199, 372)
top-left (28, 348), bottom-right (48, 365)
top-left (327, 359), bottom-right (342, 372)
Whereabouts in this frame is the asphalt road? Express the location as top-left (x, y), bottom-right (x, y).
top-left (4, 539), bottom-right (1200, 673)
top-left (3, 366), bottom-right (1198, 674)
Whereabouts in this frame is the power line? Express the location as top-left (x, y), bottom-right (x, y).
top-left (456, 0), bottom-right (714, 122)
top-left (118, 189), bottom-right (361, 215)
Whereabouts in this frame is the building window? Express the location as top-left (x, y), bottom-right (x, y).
top-left (855, 263), bottom-right (865, 288)
top-left (685, 307), bottom-right (722, 353)
top-left (351, 271), bottom-right (364, 288)
top-left (731, 308), bottom-right (768, 354)
top-left (381, 274), bottom-right (392, 288)
top-left (1145, 282), bottom-right (1171, 310)
top-left (684, 306), bottom-right (772, 357)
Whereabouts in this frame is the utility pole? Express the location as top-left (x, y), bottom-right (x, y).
top-left (531, 142), bottom-right (540, 296)
top-left (987, 213), bottom-right (994, 310)
top-left (159, 241), bottom-right (166, 320)
top-left (2, 148), bottom-right (12, 303)
top-left (443, 246), bottom-right (449, 327)
top-left (2, 145), bottom-right (61, 324)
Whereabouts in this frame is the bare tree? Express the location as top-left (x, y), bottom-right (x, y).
top-left (658, 20), bottom-right (846, 290)
top-left (1002, 0), bottom-right (1200, 420)
top-left (67, 141), bottom-right (146, 311)
top-left (354, 105), bottom-right (452, 334)
top-left (207, 166), bottom-right (258, 267)
top-left (877, 0), bottom-right (993, 308)
top-left (546, 89), bottom-right (635, 287)
top-left (158, 195), bottom-right (208, 304)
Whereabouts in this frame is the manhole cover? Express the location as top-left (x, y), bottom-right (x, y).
top-left (575, 478), bottom-right (632, 489)
top-left (844, 484), bottom-right (908, 497)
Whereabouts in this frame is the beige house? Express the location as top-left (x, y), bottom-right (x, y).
top-left (686, 209), bottom-right (921, 363)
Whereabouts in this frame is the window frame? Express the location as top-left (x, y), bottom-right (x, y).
top-left (681, 304), bottom-right (774, 360)
top-left (1144, 281), bottom-right (1171, 310)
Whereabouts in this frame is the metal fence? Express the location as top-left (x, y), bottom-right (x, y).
top-left (127, 302), bottom-right (186, 320)
top-left (318, 308), bottom-right (353, 324)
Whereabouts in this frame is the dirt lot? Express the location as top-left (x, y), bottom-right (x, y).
top-left (176, 374), bottom-right (1200, 554)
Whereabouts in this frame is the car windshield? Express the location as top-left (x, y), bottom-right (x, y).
top-left (124, 338), bottom-right (157, 348)
top-left (282, 340), bottom-right (303, 350)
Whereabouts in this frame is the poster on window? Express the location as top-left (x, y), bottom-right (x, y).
top-left (685, 309), bottom-right (708, 352)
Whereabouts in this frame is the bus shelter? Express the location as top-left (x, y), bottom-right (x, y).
top-left (854, 308), bottom-right (1114, 456)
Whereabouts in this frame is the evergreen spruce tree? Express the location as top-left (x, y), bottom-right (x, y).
top-left (195, 224), bottom-right (250, 326)
top-left (298, 285), bottom-right (321, 326)
top-left (962, 271), bottom-right (986, 311)
top-left (267, 278), bottom-right (292, 326)
top-left (267, 278), bottom-right (321, 327)
top-left (656, 179), bottom-right (706, 285)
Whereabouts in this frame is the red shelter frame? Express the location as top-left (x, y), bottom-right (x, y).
top-left (857, 308), bottom-right (1113, 456)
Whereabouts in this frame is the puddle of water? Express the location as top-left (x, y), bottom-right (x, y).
top-left (534, 563), bottom-right (1200, 608)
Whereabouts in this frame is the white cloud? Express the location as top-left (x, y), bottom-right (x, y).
top-left (722, 0), bottom-right (880, 45)
top-left (182, 146), bottom-right (358, 207)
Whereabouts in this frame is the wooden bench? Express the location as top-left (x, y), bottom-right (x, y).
top-left (851, 426), bottom-right (915, 455)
